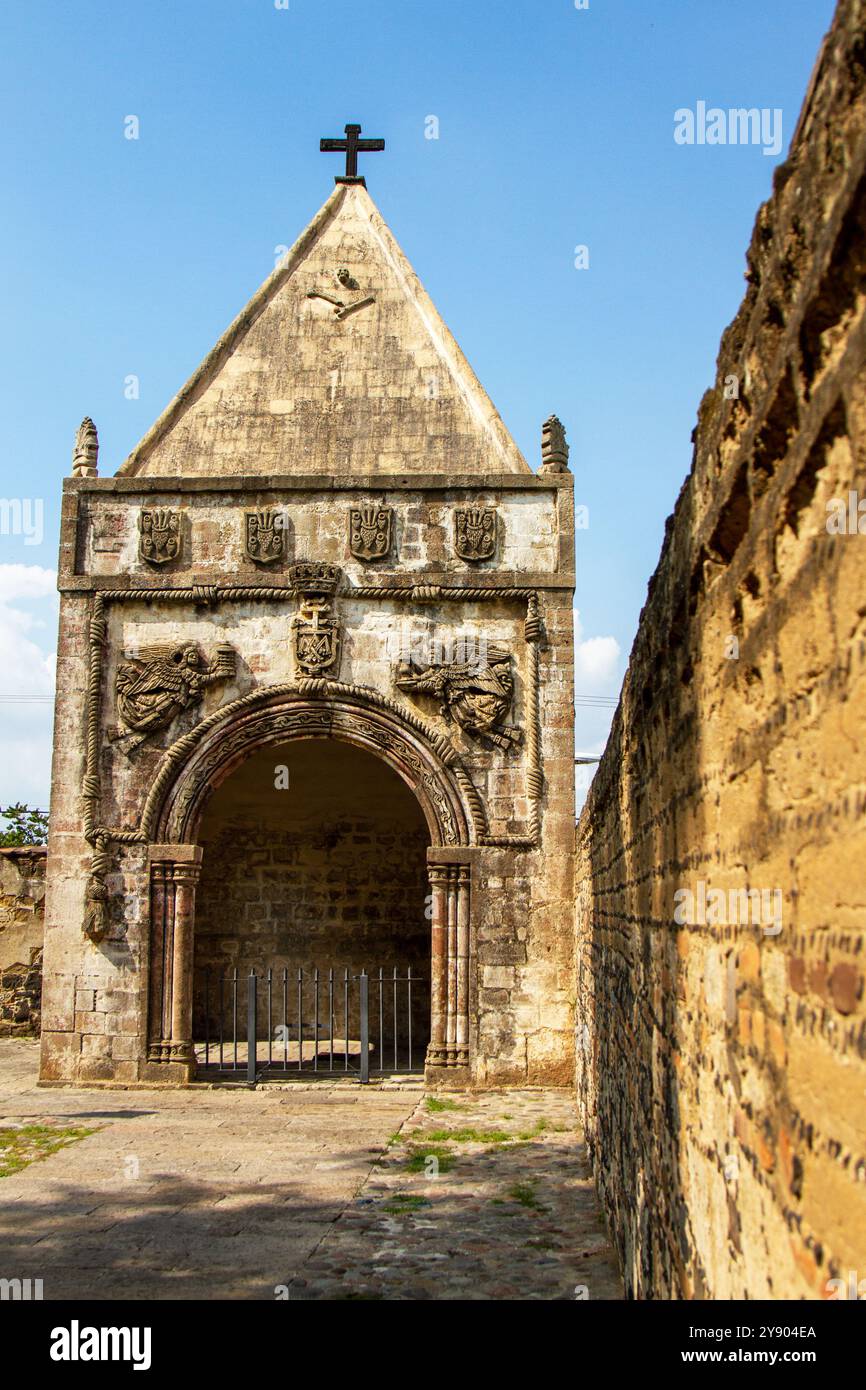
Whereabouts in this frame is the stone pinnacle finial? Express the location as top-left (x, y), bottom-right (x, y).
top-left (72, 418), bottom-right (99, 478)
top-left (540, 414), bottom-right (570, 473)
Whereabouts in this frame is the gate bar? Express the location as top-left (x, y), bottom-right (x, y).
top-left (359, 970), bottom-right (369, 1085)
top-left (247, 968), bottom-right (257, 1084)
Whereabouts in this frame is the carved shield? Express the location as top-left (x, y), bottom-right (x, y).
top-left (245, 509), bottom-right (285, 565)
top-left (295, 621), bottom-right (340, 675)
top-left (139, 509), bottom-right (182, 565)
top-left (454, 507), bottom-right (497, 561)
top-left (349, 505), bottom-right (392, 562)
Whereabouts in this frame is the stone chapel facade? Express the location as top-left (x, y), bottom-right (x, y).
top-left (40, 172), bottom-right (576, 1088)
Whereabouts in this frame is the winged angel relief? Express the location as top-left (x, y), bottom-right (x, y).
top-left (395, 644), bottom-right (522, 752)
top-left (111, 641), bottom-right (236, 753)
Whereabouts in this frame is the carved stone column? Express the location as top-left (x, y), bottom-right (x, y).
top-left (455, 864), bottom-right (470, 1068)
top-left (446, 866), bottom-right (458, 1057)
top-left (425, 853), bottom-right (472, 1079)
top-left (146, 845), bottom-right (203, 1077)
top-left (427, 864), bottom-right (449, 1068)
top-left (170, 862), bottom-right (201, 1062)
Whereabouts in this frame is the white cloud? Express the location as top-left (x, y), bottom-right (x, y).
top-left (573, 609), bottom-right (622, 815)
top-left (0, 565), bottom-right (57, 809)
top-left (573, 609), bottom-right (621, 690)
top-left (0, 564), bottom-right (57, 604)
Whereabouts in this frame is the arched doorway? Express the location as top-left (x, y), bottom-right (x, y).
top-left (142, 686), bottom-right (475, 1084)
top-left (192, 740), bottom-right (431, 1073)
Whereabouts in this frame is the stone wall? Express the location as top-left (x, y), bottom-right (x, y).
top-left (192, 740), bottom-right (431, 1046)
top-left (575, 0), bottom-right (866, 1299)
top-left (0, 846), bottom-right (46, 1036)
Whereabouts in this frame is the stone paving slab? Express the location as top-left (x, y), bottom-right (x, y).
top-left (0, 1039), bottom-right (623, 1300)
top-left (291, 1089), bottom-right (624, 1300)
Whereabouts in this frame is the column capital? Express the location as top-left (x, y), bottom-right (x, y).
top-left (148, 843), bottom-right (203, 865)
top-left (172, 861), bottom-right (203, 886)
top-left (426, 846), bottom-right (478, 865)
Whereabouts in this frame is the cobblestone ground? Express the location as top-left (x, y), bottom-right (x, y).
top-left (0, 1039), bottom-right (622, 1300)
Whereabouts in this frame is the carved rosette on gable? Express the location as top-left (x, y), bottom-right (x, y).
top-left (454, 507), bottom-right (498, 562)
top-left (139, 508), bottom-right (182, 565)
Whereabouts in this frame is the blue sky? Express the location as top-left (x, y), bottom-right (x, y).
top-left (0, 0), bottom-right (837, 809)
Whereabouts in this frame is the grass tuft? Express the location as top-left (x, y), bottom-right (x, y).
top-left (420, 1127), bottom-right (511, 1145)
top-left (403, 1143), bottom-right (455, 1174)
top-left (382, 1193), bottom-right (431, 1214)
top-left (507, 1180), bottom-right (545, 1211)
top-left (0, 1124), bottom-right (97, 1178)
top-left (424, 1097), bottom-right (463, 1114)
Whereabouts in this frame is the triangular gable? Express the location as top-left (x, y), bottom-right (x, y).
top-left (118, 183), bottom-right (530, 478)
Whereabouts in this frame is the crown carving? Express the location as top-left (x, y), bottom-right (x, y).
top-left (288, 561), bottom-right (341, 596)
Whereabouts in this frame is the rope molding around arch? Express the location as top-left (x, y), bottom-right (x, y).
top-left (145, 681), bottom-right (477, 846)
top-left (80, 580), bottom-right (545, 929)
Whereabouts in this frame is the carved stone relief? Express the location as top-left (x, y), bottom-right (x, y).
top-left (289, 560), bottom-right (342, 678)
top-left (306, 267), bottom-right (376, 321)
top-left (292, 598), bottom-right (341, 676)
top-left (349, 504), bottom-right (393, 561)
top-left (454, 507), bottom-right (498, 562)
top-left (395, 642), bottom-right (521, 750)
top-left (244, 509), bottom-right (286, 565)
top-left (139, 508), bottom-right (183, 566)
top-left (111, 642), bottom-right (236, 753)
top-left (72, 418), bottom-right (99, 478)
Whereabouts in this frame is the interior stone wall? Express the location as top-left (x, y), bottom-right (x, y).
top-left (575, 0), bottom-right (866, 1300)
top-left (192, 741), bottom-right (430, 1049)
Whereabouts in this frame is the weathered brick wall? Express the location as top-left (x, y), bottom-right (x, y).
top-left (576, 0), bottom-right (866, 1299)
top-left (0, 847), bottom-right (46, 1036)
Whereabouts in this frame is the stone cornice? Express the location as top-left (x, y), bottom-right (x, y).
top-left (59, 571), bottom-right (576, 596)
top-left (63, 472), bottom-right (574, 495)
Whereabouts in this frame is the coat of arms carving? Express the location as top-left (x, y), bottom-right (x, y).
top-left (454, 507), bottom-right (498, 562)
top-left (292, 598), bottom-right (341, 676)
top-left (395, 642), bottom-right (521, 751)
top-left (245, 509), bottom-right (285, 565)
top-left (349, 505), bottom-right (392, 562)
top-left (139, 508), bottom-right (182, 566)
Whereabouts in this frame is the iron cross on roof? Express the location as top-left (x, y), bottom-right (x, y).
top-left (320, 123), bottom-right (385, 186)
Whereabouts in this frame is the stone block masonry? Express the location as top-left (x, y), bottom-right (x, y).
top-left (0, 847), bottom-right (46, 1036)
top-left (575, 0), bottom-right (866, 1300)
top-left (41, 174), bottom-right (577, 1089)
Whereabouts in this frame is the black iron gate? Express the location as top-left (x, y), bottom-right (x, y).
top-left (194, 966), bottom-right (427, 1083)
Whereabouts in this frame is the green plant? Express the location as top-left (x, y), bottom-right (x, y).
top-left (421, 1127), bottom-right (511, 1145)
top-left (403, 1143), bottom-right (455, 1174)
top-left (507, 1180), bottom-right (544, 1211)
top-left (0, 1124), bottom-right (96, 1178)
top-left (0, 803), bottom-right (49, 847)
top-left (382, 1193), bottom-right (431, 1214)
top-left (424, 1097), bottom-right (463, 1114)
